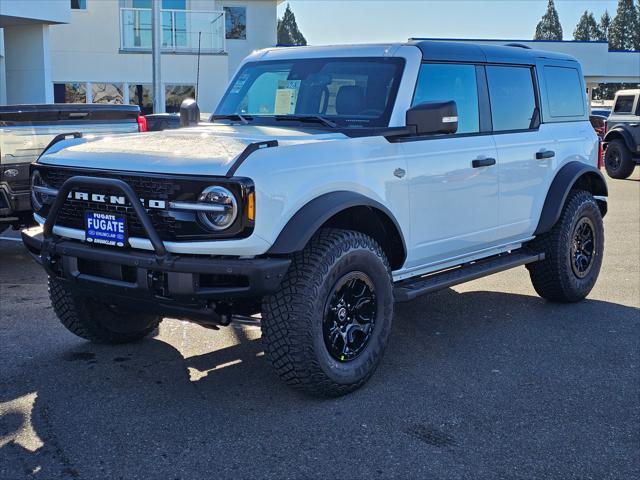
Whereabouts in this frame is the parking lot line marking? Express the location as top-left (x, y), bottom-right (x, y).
top-left (0, 237), bottom-right (21, 242)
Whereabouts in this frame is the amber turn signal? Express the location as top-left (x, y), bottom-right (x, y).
top-left (247, 192), bottom-right (255, 221)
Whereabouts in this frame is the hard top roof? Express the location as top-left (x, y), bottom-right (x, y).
top-left (257, 40), bottom-right (579, 65)
top-left (408, 39), bottom-right (578, 64)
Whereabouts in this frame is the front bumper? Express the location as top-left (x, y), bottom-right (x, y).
top-left (22, 226), bottom-right (290, 320)
top-left (23, 174), bottom-right (290, 323)
top-left (0, 183), bottom-right (31, 224)
top-left (1, 162), bottom-right (32, 225)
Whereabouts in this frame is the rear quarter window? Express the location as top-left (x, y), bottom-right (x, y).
top-left (544, 66), bottom-right (585, 118)
top-left (613, 95), bottom-right (636, 114)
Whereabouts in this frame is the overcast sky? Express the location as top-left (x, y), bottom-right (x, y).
top-left (277, 0), bottom-right (620, 45)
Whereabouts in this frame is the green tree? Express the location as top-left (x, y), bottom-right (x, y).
top-left (573, 10), bottom-right (601, 41)
top-left (635, 0), bottom-right (640, 49)
top-left (598, 10), bottom-right (611, 40)
top-left (534, 0), bottom-right (563, 40)
top-left (608, 0), bottom-right (638, 50)
top-left (277, 3), bottom-right (307, 46)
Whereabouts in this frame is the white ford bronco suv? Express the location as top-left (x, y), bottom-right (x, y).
top-left (23, 41), bottom-right (607, 397)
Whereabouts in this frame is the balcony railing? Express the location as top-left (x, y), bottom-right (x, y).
top-left (120, 8), bottom-right (225, 53)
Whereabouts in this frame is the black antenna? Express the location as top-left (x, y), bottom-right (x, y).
top-left (196, 31), bottom-right (202, 101)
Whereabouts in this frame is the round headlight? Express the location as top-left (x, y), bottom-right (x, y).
top-left (197, 186), bottom-right (238, 231)
top-left (30, 170), bottom-right (53, 212)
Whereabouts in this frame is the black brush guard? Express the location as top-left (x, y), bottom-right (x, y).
top-left (23, 176), bottom-right (291, 323)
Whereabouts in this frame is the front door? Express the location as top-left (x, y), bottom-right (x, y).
top-left (402, 135), bottom-right (500, 270)
top-left (401, 63), bottom-right (499, 271)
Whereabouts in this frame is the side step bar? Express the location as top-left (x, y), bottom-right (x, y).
top-left (394, 250), bottom-right (545, 302)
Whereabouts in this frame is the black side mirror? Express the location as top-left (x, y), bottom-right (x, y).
top-left (406, 101), bottom-right (458, 136)
top-left (180, 98), bottom-right (200, 127)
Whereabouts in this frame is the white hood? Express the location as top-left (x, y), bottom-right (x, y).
top-left (38, 124), bottom-right (347, 176)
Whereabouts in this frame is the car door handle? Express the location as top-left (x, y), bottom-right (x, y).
top-left (472, 157), bottom-right (496, 168)
top-left (536, 150), bottom-right (555, 160)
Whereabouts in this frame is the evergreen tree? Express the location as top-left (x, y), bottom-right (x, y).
top-left (598, 10), bottom-right (611, 40)
top-left (635, 0), bottom-right (640, 49)
top-left (573, 10), bottom-right (601, 41)
top-left (609, 0), bottom-right (638, 50)
top-left (534, 0), bottom-right (563, 40)
top-left (277, 3), bottom-right (307, 46)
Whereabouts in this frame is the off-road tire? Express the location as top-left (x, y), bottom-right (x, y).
top-left (604, 139), bottom-right (635, 179)
top-left (261, 229), bottom-right (394, 397)
top-left (527, 190), bottom-right (604, 303)
top-left (49, 277), bottom-right (160, 343)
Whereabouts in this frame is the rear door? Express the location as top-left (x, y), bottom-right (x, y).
top-left (401, 63), bottom-right (500, 270)
top-left (488, 64), bottom-right (557, 242)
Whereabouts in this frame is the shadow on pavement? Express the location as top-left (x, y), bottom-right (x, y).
top-left (1, 287), bottom-right (638, 479)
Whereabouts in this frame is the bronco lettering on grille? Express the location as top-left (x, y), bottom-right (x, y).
top-left (66, 191), bottom-right (166, 209)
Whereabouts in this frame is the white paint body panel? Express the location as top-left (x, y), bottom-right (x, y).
top-left (34, 43), bottom-right (602, 282)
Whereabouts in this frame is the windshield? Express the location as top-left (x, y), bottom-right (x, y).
top-left (215, 57), bottom-right (405, 128)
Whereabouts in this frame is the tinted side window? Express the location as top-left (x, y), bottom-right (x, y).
top-left (544, 66), bottom-right (585, 117)
top-left (486, 66), bottom-right (536, 132)
top-left (613, 95), bottom-right (635, 114)
top-left (412, 64), bottom-right (479, 134)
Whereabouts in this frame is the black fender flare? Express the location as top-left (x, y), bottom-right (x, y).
top-left (604, 127), bottom-right (637, 153)
top-left (267, 191), bottom-right (407, 264)
top-left (534, 161), bottom-right (608, 236)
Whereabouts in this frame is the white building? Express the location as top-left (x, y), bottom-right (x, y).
top-left (1, 0), bottom-right (281, 112)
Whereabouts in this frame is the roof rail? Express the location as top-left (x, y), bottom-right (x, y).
top-left (504, 43), bottom-right (532, 49)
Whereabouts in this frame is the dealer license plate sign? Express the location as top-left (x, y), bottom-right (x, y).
top-left (85, 212), bottom-right (127, 247)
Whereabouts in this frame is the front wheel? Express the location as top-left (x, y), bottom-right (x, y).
top-left (261, 229), bottom-right (394, 397)
top-left (49, 277), bottom-right (161, 344)
top-left (527, 190), bottom-right (604, 302)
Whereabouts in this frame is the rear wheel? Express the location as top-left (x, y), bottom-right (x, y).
top-left (49, 277), bottom-right (160, 344)
top-left (261, 229), bottom-right (394, 397)
top-left (527, 190), bottom-right (604, 302)
top-left (604, 139), bottom-right (635, 179)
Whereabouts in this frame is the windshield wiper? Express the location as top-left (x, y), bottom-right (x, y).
top-left (274, 115), bottom-right (337, 128)
top-left (211, 113), bottom-right (252, 125)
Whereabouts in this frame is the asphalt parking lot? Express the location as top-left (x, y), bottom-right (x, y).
top-left (1, 172), bottom-right (638, 480)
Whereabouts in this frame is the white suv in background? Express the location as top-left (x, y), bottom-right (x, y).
top-left (603, 89), bottom-right (640, 179)
top-left (23, 41), bottom-right (607, 397)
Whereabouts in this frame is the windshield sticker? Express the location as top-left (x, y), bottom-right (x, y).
top-left (274, 80), bottom-right (300, 115)
top-left (230, 73), bottom-right (250, 94)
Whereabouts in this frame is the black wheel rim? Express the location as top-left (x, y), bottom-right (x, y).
top-left (323, 271), bottom-right (377, 362)
top-left (607, 149), bottom-right (621, 171)
top-left (571, 217), bottom-right (596, 279)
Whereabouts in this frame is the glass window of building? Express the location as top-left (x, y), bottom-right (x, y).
top-left (165, 85), bottom-right (196, 113)
top-left (54, 83), bottom-right (87, 103)
top-left (224, 7), bottom-right (246, 39)
top-left (129, 84), bottom-right (154, 115)
top-left (92, 83), bottom-right (124, 104)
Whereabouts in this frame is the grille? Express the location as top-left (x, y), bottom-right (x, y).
top-left (42, 168), bottom-right (188, 240)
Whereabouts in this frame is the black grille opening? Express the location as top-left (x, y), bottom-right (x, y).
top-left (199, 273), bottom-right (249, 289)
top-left (77, 258), bottom-right (137, 283)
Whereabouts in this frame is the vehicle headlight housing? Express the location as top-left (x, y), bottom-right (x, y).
top-left (197, 186), bottom-right (238, 231)
top-left (30, 170), bottom-right (57, 212)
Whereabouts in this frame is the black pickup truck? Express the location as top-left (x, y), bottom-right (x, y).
top-left (0, 104), bottom-right (144, 233)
